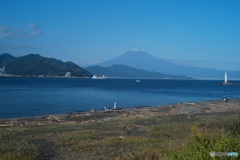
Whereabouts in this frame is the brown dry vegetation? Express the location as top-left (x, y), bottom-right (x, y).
top-left (0, 99), bottom-right (240, 159)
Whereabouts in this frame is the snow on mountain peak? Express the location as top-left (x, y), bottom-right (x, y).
top-left (129, 48), bottom-right (140, 52)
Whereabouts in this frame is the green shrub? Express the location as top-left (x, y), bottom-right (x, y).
top-left (169, 126), bottom-right (240, 160)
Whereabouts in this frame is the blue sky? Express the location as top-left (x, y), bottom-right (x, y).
top-left (1, 0), bottom-right (240, 70)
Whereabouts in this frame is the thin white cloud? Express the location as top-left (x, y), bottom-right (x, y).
top-left (28, 23), bottom-right (39, 30)
top-left (0, 26), bottom-right (21, 38)
top-left (0, 23), bottom-right (43, 39)
top-left (28, 23), bottom-right (43, 37)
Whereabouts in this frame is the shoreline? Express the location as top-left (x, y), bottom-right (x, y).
top-left (1, 98), bottom-right (240, 127)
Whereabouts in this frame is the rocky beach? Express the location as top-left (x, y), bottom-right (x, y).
top-left (1, 98), bottom-right (240, 127)
top-left (1, 99), bottom-right (240, 159)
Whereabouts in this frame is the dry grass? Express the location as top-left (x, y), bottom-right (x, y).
top-left (0, 112), bottom-right (240, 159)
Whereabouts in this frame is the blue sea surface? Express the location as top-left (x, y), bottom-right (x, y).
top-left (0, 78), bottom-right (239, 118)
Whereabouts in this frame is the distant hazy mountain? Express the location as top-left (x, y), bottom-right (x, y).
top-left (85, 64), bottom-right (191, 79)
top-left (97, 49), bottom-right (239, 79)
top-left (0, 53), bottom-right (92, 77)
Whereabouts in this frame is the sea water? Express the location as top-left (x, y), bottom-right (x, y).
top-left (0, 78), bottom-right (239, 118)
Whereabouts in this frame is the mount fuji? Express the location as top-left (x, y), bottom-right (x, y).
top-left (96, 49), bottom-right (239, 79)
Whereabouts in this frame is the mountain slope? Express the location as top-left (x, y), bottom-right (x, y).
top-left (0, 53), bottom-right (92, 77)
top-left (0, 53), bottom-right (16, 61)
top-left (98, 49), bottom-right (238, 79)
top-left (86, 64), bottom-right (191, 79)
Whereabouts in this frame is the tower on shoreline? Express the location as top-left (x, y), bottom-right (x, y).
top-left (224, 72), bottom-right (227, 84)
top-left (223, 72), bottom-right (231, 85)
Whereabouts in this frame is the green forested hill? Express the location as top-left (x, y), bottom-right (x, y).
top-left (0, 53), bottom-right (92, 77)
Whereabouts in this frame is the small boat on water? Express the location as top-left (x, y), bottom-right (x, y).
top-left (136, 80), bottom-right (140, 83)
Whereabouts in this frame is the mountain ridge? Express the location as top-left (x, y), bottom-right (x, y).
top-left (0, 53), bottom-right (92, 77)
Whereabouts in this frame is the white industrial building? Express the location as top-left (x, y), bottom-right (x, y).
top-left (0, 62), bottom-right (6, 75)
